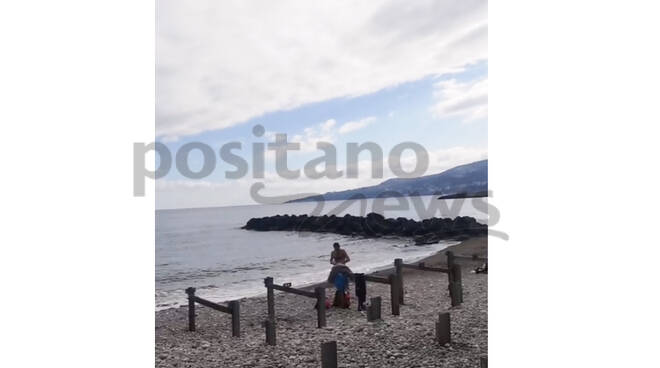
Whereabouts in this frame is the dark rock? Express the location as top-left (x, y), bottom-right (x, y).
top-left (242, 212), bottom-right (486, 241)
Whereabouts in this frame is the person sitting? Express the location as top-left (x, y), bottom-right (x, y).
top-left (332, 272), bottom-right (351, 308)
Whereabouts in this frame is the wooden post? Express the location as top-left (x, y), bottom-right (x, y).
top-left (448, 267), bottom-right (456, 306)
top-left (355, 273), bottom-right (366, 311)
top-left (321, 341), bottom-right (338, 368)
top-left (394, 258), bottom-right (404, 305)
top-left (315, 287), bottom-right (326, 328)
top-left (446, 251), bottom-right (455, 269)
top-left (453, 264), bottom-right (463, 304)
top-left (264, 277), bottom-right (275, 320)
top-left (367, 296), bottom-right (381, 321)
top-left (453, 263), bottom-right (462, 283)
top-left (449, 264), bottom-right (463, 306)
top-left (436, 312), bottom-right (451, 344)
top-left (388, 274), bottom-right (400, 316)
top-left (480, 356), bottom-right (488, 368)
top-left (264, 319), bottom-right (276, 346)
top-left (185, 287), bottom-right (196, 332)
top-left (229, 300), bottom-right (240, 337)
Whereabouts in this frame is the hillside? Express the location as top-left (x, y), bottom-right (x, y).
top-left (287, 159), bottom-right (488, 202)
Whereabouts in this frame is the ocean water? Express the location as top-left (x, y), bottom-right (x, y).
top-left (156, 195), bottom-right (488, 310)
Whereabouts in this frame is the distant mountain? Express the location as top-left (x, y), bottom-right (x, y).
top-left (287, 159), bottom-right (488, 203)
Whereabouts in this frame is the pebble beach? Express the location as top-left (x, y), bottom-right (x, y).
top-left (155, 236), bottom-right (487, 368)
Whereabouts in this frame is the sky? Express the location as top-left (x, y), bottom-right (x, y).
top-left (155, 0), bottom-right (488, 210)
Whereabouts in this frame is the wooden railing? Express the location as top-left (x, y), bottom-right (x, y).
top-left (185, 287), bottom-right (240, 337)
top-left (446, 250), bottom-right (488, 268)
top-left (362, 273), bottom-right (401, 316)
top-left (264, 277), bottom-right (326, 328)
top-left (182, 251), bottom-right (482, 353)
top-left (394, 257), bottom-right (464, 307)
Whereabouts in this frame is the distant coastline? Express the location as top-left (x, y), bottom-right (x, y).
top-left (437, 191), bottom-right (488, 200)
top-left (286, 159), bottom-right (487, 203)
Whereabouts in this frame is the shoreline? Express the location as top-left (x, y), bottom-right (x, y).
top-left (158, 236), bottom-right (479, 311)
top-left (293, 235), bottom-right (486, 293)
top-left (156, 236), bottom-right (487, 367)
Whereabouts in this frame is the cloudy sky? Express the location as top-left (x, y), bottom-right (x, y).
top-left (156, 0), bottom-right (488, 209)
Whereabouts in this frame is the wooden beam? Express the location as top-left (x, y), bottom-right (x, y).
top-left (192, 296), bottom-right (231, 313)
top-left (271, 284), bottom-right (316, 298)
top-left (453, 253), bottom-right (488, 262)
top-left (401, 263), bottom-right (450, 273)
top-left (364, 274), bottom-right (391, 284)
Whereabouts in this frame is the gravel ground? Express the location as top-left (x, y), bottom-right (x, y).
top-left (155, 237), bottom-right (487, 368)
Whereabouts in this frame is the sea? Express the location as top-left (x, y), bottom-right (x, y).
top-left (155, 195), bottom-right (488, 310)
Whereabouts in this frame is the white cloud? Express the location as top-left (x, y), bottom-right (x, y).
top-left (263, 116), bottom-right (374, 158)
top-left (339, 116), bottom-right (376, 134)
top-left (157, 0), bottom-right (488, 139)
top-left (431, 77), bottom-right (488, 122)
top-left (292, 119), bottom-right (337, 153)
